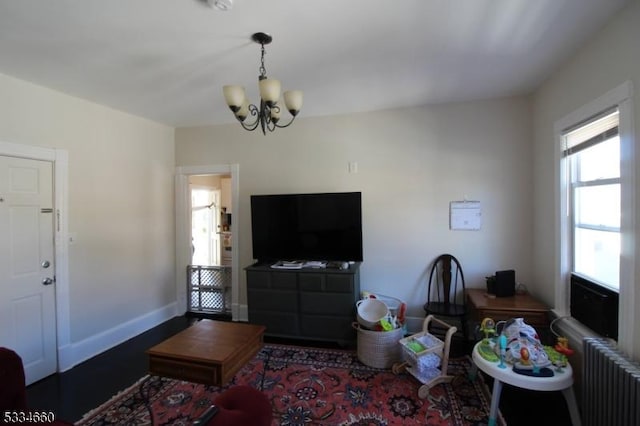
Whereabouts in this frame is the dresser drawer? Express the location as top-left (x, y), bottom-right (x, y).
top-left (476, 309), bottom-right (548, 328)
top-left (300, 292), bottom-right (354, 315)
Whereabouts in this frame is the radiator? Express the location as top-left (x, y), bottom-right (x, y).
top-left (582, 337), bottom-right (640, 426)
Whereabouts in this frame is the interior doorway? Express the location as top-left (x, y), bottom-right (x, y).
top-left (0, 142), bottom-right (70, 381)
top-left (188, 175), bottom-right (231, 316)
top-left (175, 165), bottom-right (240, 321)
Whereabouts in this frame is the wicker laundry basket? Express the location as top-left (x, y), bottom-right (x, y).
top-left (353, 322), bottom-right (403, 368)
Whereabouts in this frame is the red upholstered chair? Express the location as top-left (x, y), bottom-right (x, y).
top-left (0, 347), bottom-right (29, 411)
top-left (196, 385), bottom-right (273, 426)
top-left (0, 347), bottom-right (72, 426)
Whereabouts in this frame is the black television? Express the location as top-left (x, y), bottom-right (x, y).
top-left (250, 192), bottom-right (363, 263)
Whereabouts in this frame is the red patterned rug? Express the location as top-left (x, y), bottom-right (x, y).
top-left (75, 343), bottom-right (498, 425)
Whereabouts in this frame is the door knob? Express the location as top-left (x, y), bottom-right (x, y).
top-left (42, 277), bottom-right (54, 285)
top-left (42, 260), bottom-right (50, 268)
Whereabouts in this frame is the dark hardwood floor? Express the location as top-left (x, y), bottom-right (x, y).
top-left (26, 315), bottom-right (574, 425)
top-left (26, 316), bottom-right (197, 423)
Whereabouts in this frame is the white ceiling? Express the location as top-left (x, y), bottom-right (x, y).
top-left (0, 0), bottom-right (629, 128)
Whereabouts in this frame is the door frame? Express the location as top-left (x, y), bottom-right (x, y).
top-left (0, 141), bottom-right (71, 371)
top-left (175, 164), bottom-right (241, 320)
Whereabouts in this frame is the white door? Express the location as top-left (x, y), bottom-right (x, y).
top-left (191, 187), bottom-right (221, 266)
top-left (0, 156), bottom-right (57, 384)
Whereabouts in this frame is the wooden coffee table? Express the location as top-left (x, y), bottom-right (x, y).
top-left (146, 319), bottom-right (266, 386)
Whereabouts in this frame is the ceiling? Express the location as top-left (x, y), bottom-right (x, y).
top-left (0, 0), bottom-right (629, 128)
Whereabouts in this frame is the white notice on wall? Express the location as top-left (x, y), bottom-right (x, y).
top-left (450, 201), bottom-right (481, 230)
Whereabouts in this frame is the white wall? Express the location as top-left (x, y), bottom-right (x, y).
top-left (176, 96), bottom-right (533, 327)
top-left (0, 72), bottom-right (176, 366)
top-left (532, 0), bottom-right (640, 357)
top-left (0, 0), bottom-right (632, 368)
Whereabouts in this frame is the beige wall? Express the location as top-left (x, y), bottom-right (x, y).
top-left (532, 0), bottom-right (640, 356)
top-left (176, 96), bottom-right (533, 322)
top-left (0, 0), bottom-right (633, 369)
top-left (0, 72), bottom-right (176, 348)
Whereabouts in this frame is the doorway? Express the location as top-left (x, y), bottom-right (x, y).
top-left (175, 165), bottom-right (240, 321)
top-left (189, 175), bottom-right (231, 315)
top-left (0, 142), bottom-right (70, 384)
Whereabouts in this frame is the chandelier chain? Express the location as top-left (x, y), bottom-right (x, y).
top-left (259, 43), bottom-right (267, 78)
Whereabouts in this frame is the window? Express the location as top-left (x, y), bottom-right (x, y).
top-left (563, 109), bottom-right (620, 291)
top-left (555, 81), bottom-right (634, 353)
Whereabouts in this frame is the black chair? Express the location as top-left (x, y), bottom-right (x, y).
top-left (423, 254), bottom-right (468, 343)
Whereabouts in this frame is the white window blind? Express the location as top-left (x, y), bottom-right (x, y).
top-left (563, 108), bottom-right (619, 155)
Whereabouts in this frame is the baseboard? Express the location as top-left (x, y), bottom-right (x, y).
top-left (405, 315), bottom-right (427, 334)
top-left (57, 302), bottom-right (178, 372)
top-left (233, 303), bottom-right (249, 322)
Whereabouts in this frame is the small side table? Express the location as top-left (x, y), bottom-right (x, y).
top-left (472, 342), bottom-right (581, 426)
top-left (466, 288), bottom-right (549, 331)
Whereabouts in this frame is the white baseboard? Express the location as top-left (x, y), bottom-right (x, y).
top-left (57, 302), bottom-right (178, 372)
top-left (233, 303), bottom-right (249, 322)
top-left (405, 315), bottom-right (428, 334)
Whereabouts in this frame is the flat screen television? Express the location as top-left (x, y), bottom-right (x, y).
top-left (250, 192), bottom-right (363, 263)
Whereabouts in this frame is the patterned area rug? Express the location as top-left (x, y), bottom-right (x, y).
top-left (75, 344), bottom-right (499, 425)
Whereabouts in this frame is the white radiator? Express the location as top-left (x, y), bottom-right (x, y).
top-left (582, 337), bottom-right (640, 426)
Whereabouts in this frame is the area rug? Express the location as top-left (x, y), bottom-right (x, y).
top-left (75, 343), bottom-right (500, 425)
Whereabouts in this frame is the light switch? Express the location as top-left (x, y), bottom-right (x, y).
top-left (348, 161), bottom-right (358, 174)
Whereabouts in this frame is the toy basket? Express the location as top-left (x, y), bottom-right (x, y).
top-left (356, 298), bottom-right (389, 329)
top-left (352, 322), bottom-right (403, 369)
top-left (362, 292), bottom-right (404, 316)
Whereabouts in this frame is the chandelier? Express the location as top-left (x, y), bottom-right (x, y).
top-left (223, 32), bottom-right (303, 135)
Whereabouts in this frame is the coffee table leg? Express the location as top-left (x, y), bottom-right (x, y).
top-left (561, 386), bottom-right (582, 426)
top-left (488, 378), bottom-right (503, 426)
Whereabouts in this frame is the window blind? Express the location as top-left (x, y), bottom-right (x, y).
top-left (562, 108), bottom-right (619, 156)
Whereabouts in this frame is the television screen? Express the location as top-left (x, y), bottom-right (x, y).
top-left (250, 192), bottom-right (363, 263)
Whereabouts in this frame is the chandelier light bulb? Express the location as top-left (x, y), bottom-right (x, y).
top-left (283, 90), bottom-right (303, 116)
top-left (236, 99), bottom-right (249, 122)
top-left (259, 79), bottom-right (281, 106)
top-left (270, 101), bottom-right (282, 123)
top-left (223, 85), bottom-right (245, 111)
